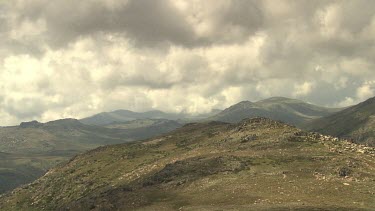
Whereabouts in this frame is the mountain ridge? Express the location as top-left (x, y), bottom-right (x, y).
top-left (305, 96), bottom-right (375, 146)
top-left (208, 97), bottom-right (342, 127)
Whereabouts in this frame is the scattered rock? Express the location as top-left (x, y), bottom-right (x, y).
top-left (240, 134), bottom-right (257, 143)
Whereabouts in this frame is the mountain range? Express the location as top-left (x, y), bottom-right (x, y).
top-left (207, 97), bottom-right (342, 127)
top-left (80, 109), bottom-right (222, 126)
top-left (80, 97), bottom-right (342, 128)
top-left (80, 110), bottom-right (184, 126)
top-left (1, 118), bottom-right (373, 210)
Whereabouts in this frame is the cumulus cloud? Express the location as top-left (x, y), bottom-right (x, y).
top-left (293, 82), bottom-right (315, 97)
top-left (0, 0), bottom-right (374, 125)
top-left (357, 81), bottom-right (375, 100)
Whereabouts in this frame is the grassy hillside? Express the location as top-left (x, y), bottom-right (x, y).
top-left (209, 97), bottom-right (341, 127)
top-left (305, 97), bottom-right (375, 146)
top-left (1, 118), bottom-right (374, 210)
top-left (0, 118), bottom-right (182, 194)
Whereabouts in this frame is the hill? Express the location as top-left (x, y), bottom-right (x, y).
top-left (80, 109), bottom-right (222, 126)
top-left (0, 118), bottom-right (127, 155)
top-left (80, 110), bottom-right (185, 126)
top-left (1, 118), bottom-right (374, 210)
top-left (305, 96), bottom-right (375, 146)
top-left (0, 118), bottom-right (181, 194)
top-left (208, 97), bottom-right (341, 127)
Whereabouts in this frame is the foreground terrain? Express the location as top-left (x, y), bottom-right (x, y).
top-left (1, 118), bottom-right (374, 210)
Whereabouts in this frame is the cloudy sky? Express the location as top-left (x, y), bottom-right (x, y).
top-left (0, 0), bottom-right (374, 125)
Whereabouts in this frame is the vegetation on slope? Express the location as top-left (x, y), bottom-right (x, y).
top-left (305, 96), bottom-right (375, 146)
top-left (1, 118), bottom-right (374, 210)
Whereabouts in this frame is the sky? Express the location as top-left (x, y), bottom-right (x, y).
top-left (0, 0), bottom-right (374, 125)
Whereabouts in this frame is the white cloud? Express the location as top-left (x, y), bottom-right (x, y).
top-left (357, 82), bottom-right (375, 100)
top-left (293, 82), bottom-right (315, 97)
top-left (337, 97), bottom-right (355, 107)
top-left (315, 4), bottom-right (342, 38)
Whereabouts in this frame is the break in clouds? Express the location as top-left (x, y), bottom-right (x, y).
top-left (0, 0), bottom-right (375, 125)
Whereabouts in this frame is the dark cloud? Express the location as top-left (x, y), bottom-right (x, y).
top-left (8, 0), bottom-right (268, 49)
top-left (222, 0), bottom-right (263, 28)
top-left (9, 0), bottom-right (197, 48)
top-left (2, 97), bottom-right (47, 119)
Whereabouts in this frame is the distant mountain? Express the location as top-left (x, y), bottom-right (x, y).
top-left (208, 97), bottom-right (342, 127)
top-left (0, 118), bottom-right (182, 194)
top-left (2, 118), bottom-right (374, 210)
top-left (105, 118), bottom-right (182, 129)
top-left (104, 119), bottom-right (182, 140)
top-left (178, 109), bottom-right (222, 123)
top-left (80, 110), bottom-right (185, 126)
top-left (80, 109), bottom-right (222, 126)
top-left (305, 96), bottom-right (375, 146)
top-left (0, 119), bottom-right (125, 155)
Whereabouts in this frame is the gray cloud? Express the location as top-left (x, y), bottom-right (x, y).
top-left (0, 0), bottom-right (374, 125)
top-left (7, 0), bottom-right (268, 49)
top-left (2, 97), bottom-right (47, 119)
top-left (9, 0), bottom-right (197, 48)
